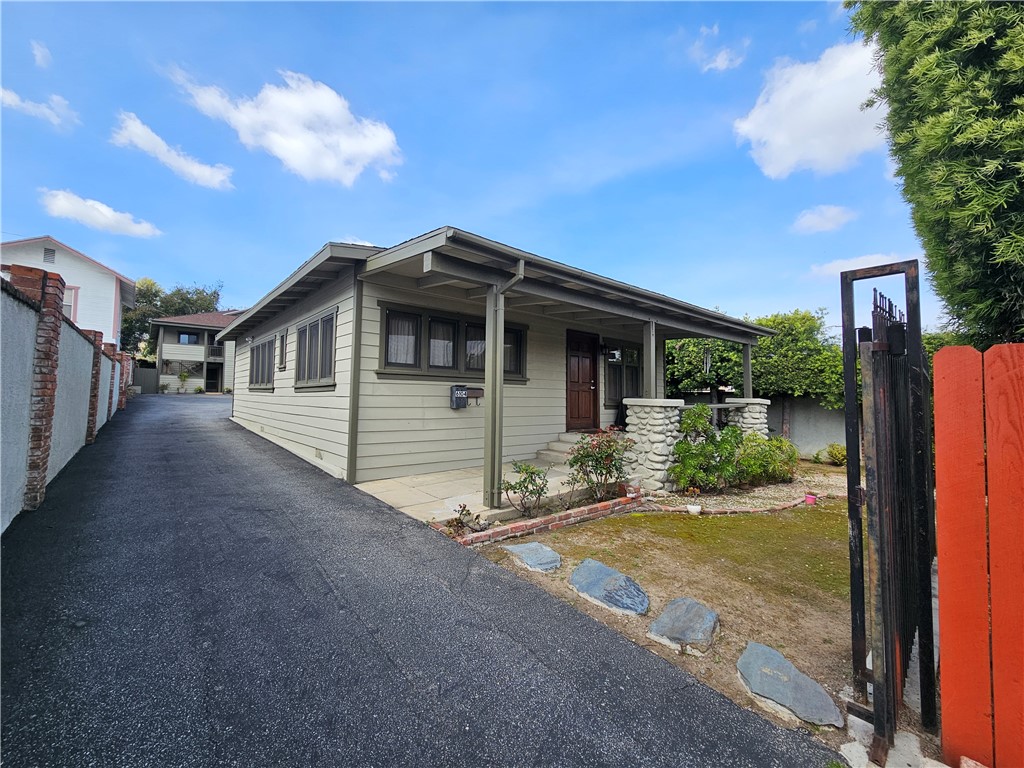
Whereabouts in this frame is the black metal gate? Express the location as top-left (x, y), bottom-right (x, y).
top-left (840, 261), bottom-right (936, 765)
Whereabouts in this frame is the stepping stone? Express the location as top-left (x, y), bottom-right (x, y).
top-left (501, 542), bottom-right (561, 573)
top-left (647, 598), bottom-right (719, 655)
top-left (568, 559), bottom-right (649, 616)
top-left (737, 642), bottom-right (844, 727)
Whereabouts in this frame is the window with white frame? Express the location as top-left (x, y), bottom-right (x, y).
top-left (379, 305), bottom-right (526, 380)
top-left (62, 286), bottom-right (78, 320)
top-left (248, 337), bottom-right (275, 390)
top-left (295, 310), bottom-right (336, 388)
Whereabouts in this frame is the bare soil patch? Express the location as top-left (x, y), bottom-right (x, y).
top-left (479, 495), bottom-right (855, 751)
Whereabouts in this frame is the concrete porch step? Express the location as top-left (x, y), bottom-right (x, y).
top-left (535, 449), bottom-right (569, 466)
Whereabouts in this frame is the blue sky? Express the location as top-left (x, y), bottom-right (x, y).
top-left (2, 2), bottom-right (944, 331)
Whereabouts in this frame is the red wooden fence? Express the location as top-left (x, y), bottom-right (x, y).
top-left (934, 344), bottom-right (1024, 768)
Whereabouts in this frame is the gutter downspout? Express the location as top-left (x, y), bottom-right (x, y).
top-left (483, 259), bottom-right (525, 508)
top-left (346, 265), bottom-right (364, 484)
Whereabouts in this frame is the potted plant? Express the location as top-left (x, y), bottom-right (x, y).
top-left (177, 369), bottom-right (190, 393)
top-left (158, 383), bottom-right (169, 394)
top-left (684, 487), bottom-right (702, 515)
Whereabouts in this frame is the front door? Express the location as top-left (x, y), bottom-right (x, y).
top-left (566, 331), bottom-right (599, 431)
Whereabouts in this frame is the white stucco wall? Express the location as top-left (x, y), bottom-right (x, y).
top-left (96, 355), bottom-right (113, 430)
top-left (47, 323), bottom-right (94, 482)
top-left (766, 396), bottom-right (846, 457)
top-left (2, 290), bottom-right (38, 531)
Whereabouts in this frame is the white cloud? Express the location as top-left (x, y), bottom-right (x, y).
top-left (809, 253), bottom-right (913, 278)
top-left (341, 236), bottom-right (375, 246)
top-left (1, 88), bottom-right (78, 130)
top-left (31, 40), bottom-right (52, 69)
top-left (792, 204), bottom-right (858, 234)
top-left (690, 24), bottom-right (748, 73)
top-left (111, 111), bottom-right (234, 190)
top-left (171, 68), bottom-right (401, 186)
top-left (39, 188), bottom-right (162, 238)
top-left (734, 42), bottom-right (884, 179)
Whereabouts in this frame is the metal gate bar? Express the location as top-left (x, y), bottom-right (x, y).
top-left (840, 261), bottom-right (937, 765)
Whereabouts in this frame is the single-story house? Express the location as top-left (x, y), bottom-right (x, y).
top-left (218, 227), bottom-right (772, 506)
top-left (150, 310), bottom-right (243, 393)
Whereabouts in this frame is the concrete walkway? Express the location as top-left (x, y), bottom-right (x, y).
top-left (1, 396), bottom-right (839, 767)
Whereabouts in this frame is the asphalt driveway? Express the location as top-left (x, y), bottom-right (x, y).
top-left (2, 396), bottom-right (839, 767)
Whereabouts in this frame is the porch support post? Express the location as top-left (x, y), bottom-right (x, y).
top-left (643, 321), bottom-right (657, 398)
top-left (742, 343), bottom-right (753, 398)
top-left (483, 284), bottom-right (505, 508)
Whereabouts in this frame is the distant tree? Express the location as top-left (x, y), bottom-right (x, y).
top-left (121, 277), bottom-right (162, 355)
top-left (120, 279), bottom-right (222, 357)
top-left (665, 337), bottom-right (740, 401)
top-left (158, 282), bottom-right (222, 319)
top-left (666, 309), bottom-right (846, 435)
top-left (848, 1), bottom-right (1024, 348)
top-left (746, 310), bottom-right (845, 411)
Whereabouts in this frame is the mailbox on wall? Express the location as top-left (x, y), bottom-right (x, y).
top-left (450, 385), bottom-right (484, 409)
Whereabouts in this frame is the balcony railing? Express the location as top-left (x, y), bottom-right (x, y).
top-left (207, 345), bottom-right (224, 360)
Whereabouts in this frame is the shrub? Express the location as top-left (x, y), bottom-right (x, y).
top-left (193, 386), bottom-right (205, 394)
top-left (501, 461), bottom-right (549, 517)
top-left (567, 428), bottom-right (635, 501)
top-left (223, 387), bottom-right (233, 394)
top-left (826, 442), bottom-right (847, 467)
top-left (735, 433), bottom-right (799, 486)
top-left (668, 404), bottom-right (743, 491)
top-left (158, 383), bottom-right (169, 394)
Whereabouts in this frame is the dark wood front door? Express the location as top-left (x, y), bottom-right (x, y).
top-left (566, 331), bottom-right (599, 431)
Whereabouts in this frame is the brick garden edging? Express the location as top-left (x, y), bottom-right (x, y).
top-left (430, 496), bottom-right (643, 546)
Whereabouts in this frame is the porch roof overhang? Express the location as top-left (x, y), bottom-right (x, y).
top-left (357, 227), bottom-right (774, 345)
top-left (218, 242), bottom-right (382, 341)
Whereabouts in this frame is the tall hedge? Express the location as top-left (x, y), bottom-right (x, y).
top-left (849, 1), bottom-right (1024, 347)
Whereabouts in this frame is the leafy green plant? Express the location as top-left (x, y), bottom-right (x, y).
top-left (158, 383), bottom-right (169, 394)
top-left (735, 433), bottom-right (799, 486)
top-left (668, 404), bottom-right (743, 491)
top-left (193, 386), bottom-right (205, 394)
top-left (567, 428), bottom-right (635, 501)
top-left (826, 442), bottom-right (847, 467)
top-left (811, 449), bottom-right (826, 464)
top-left (223, 387), bottom-right (233, 394)
top-left (501, 461), bottom-right (549, 517)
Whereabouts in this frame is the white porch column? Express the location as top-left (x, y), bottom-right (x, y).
top-left (483, 285), bottom-right (505, 508)
top-left (643, 321), bottom-right (657, 398)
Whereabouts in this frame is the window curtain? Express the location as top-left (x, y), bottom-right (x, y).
top-left (465, 325), bottom-right (486, 370)
top-left (429, 320), bottom-right (455, 368)
top-left (387, 313), bottom-right (418, 366)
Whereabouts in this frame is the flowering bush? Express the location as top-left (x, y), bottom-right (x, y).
top-left (501, 461), bottom-right (549, 517)
top-left (567, 428), bottom-right (635, 502)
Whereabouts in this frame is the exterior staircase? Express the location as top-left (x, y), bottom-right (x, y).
top-left (534, 432), bottom-right (581, 467)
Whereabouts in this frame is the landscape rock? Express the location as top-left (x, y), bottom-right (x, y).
top-left (646, 598), bottom-right (719, 655)
top-left (501, 542), bottom-right (561, 573)
top-left (737, 642), bottom-right (844, 727)
top-left (569, 559), bottom-right (649, 615)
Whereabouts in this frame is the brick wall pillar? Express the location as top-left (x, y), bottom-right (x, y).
top-left (118, 352), bottom-right (131, 409)
top-left (12, 265), bottom-right (66, 511)
top-left (84, 331), bottom-right (104, 444)
top-left (103, 343), bottom-right (117, 421)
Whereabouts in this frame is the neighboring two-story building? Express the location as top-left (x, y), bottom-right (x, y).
top-left (151, 311), bottom-right (242, 393)
top-left (1, 236), bottom-right (136, 348)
